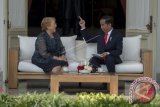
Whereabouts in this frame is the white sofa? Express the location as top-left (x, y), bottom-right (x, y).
top-left (8, 35), bottom-right (152, 88)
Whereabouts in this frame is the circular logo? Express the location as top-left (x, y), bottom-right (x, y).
top-left (134, 82), bottom-right (156, 103)
top-left (129, 77), bottom-right (159, 104)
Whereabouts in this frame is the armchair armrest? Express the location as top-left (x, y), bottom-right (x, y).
top-left (141, 49), bottom-right (152, 78)
top-left (8, 47), bottom-right (19, 88)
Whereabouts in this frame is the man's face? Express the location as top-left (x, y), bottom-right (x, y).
top-left (100, 19), bottom-right (111, 33)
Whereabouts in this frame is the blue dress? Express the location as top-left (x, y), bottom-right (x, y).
top-left (32, 32), bottom-right (68, 73)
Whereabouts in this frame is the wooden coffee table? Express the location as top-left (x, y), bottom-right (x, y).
top-left (50, 73), bottom-right (118, 95)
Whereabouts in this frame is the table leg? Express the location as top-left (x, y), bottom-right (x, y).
top-left (50, 75), bottom-right (59, 94)
top-left (110, 75), bottom-right (118, 95)
top-left (107, 83), bottom-right (110, 92)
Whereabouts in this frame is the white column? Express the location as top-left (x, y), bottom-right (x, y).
top-left (156, 1), bottom-right (160, 77)
top-left (0, 0), bottom-right (7, 82)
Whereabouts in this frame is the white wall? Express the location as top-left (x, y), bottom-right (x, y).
top-left (0, 0), bottom-right (7, 81)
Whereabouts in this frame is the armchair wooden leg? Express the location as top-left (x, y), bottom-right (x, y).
top-left (8, 74), bottom-right (18, 89)
top-left (8, 62), bottom-right (18, 88)
top-left (107, 83), bottom-right (110, 91)
top-left (8, 48), bottom-right (19, 89)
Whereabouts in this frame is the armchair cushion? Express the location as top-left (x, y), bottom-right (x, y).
top-left (18, 35), bottom-right (77, 61)
top-left (18, 60), bottom-right (143, 73)
top-left (18, 60), bottom-right (43, 72)
top-left (18, 60), bottom-right (79, 72)
top-left (18, 36), bottom-right (37, 61)
top-left (121, 35), bottom-right (142, 61)
top-left (17, 35), bottom-right (143, 73)
top-left (101, 61), bottom-right (143, 73)
top-left (75, 40), bottom-right (87, 61)
top-left (60, 36), bottom-right (77, 60)
top-left (85, 43), bottom-right (97, 61)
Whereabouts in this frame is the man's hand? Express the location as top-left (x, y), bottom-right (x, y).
top-left (79, 16), bottom-right (86, 29)
top-left (100, 52), bottom-right (109, 60)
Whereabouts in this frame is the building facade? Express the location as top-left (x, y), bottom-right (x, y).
top-left (0, 0), bottom-right (160, 81)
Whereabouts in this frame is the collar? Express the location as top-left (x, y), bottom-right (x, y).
top-left (107, 28), bottom-right (113, 35)
top-left (45, 31), bottom-right (55, 38)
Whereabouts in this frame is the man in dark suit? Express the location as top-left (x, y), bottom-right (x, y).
top-left (79, 15), bottom-right (123, 73)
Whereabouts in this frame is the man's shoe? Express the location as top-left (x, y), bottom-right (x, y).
top-left (91, 68), bottom-right (97, 73)
top-left (108, 72), bottom-right (115, 75)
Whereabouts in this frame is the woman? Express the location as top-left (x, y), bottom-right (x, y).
top-left (32, 17), bottom-right (68, 74)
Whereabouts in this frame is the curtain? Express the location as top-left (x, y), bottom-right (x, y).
top-left (127, 0), bottom-right (149, 30)
top-left (58, 0), bottom-right (85, 36)
top-left (28, 0), bottom-right (32, 13)
top-left (120, 0), bottom-right (126, 15)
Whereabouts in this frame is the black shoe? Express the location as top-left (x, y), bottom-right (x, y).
top-left (91, 68), bottom-right (97, 73)
top-left (108, 72), bottom-right (115, 75)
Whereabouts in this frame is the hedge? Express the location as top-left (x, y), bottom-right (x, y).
top-left (0, 93), bottom-right (160, 107)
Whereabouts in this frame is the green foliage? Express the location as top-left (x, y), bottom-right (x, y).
top-left (0, 93), bottom-right (159, 107)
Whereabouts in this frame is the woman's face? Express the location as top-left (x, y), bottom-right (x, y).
top-left (47, 20), bottom-right (57, 33)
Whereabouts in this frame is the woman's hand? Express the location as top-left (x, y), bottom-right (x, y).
top-left (53, 55), bottom-right (67, 61)
top-left (53, 56), bottom-right (59, 60)
top-left (58, 55), bottom-right (67, 61)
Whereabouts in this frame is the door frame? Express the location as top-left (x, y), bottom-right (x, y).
top-left (126, 0), bottom-right (158, 79)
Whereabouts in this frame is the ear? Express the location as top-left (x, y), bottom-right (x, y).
top-left (46, 25), bottom-right (51, 29)
top-left (108, 23), bottom-right (112, 27)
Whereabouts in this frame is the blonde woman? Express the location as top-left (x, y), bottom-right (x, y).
top-left (32, 17), bottom-right (68, 74)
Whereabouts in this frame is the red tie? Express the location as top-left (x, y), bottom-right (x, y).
top-left (104, 32), bottom-right (108, 45)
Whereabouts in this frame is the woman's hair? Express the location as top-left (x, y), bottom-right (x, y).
top-left (41, 17), bottom-right (56, 31)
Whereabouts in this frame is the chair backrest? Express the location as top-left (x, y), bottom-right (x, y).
top-left (18, 35), bottom-right (142, 62)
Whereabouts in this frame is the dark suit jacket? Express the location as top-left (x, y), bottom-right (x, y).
top-left (80, 29), bottom-right (123, 64)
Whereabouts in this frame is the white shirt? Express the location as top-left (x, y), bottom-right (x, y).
top-left (105, 28), bottom-right (113, 44)
top-left (105, 29), bottom-right (113, 55)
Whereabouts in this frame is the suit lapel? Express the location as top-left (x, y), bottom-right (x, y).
top-left (108, 31), bottom-right (113, 44)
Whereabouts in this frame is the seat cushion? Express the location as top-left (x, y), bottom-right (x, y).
top-left (18, 60), bottom-right (79, 72)
top-left (101, 61), bottom-right (143, 73)
top-left (67, 60), bottom-right (79, 72)
top-left (18, 60), bottom-right (43, 72)
top-left (19, 60), bottom-right (143, 74)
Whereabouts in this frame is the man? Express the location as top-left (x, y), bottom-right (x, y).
top-left (79, 15), bottom-right (123, 73)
